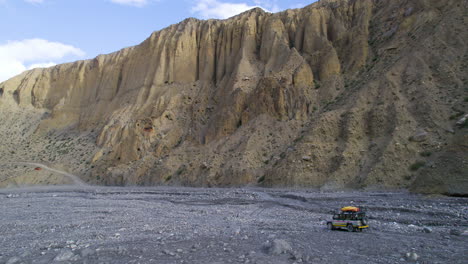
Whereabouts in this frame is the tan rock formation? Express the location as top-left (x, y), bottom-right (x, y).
top-left (0, 0), bottom-right (466, 195)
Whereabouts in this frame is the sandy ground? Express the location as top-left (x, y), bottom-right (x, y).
top-left (0, 186), bottom-right (467, 264)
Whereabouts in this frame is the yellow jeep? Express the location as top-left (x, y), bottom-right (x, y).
top-left (327, 207), bottom-right (369, 232)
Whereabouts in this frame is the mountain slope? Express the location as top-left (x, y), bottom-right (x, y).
top-left (0, 0), bottom-right (467, 194)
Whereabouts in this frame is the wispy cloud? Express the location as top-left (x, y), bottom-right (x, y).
top-left (192, 0), bottom-right (278, 19)
top-left (253, 0), bottom-right (280, 13)
top-left (0, 39), bottom-right (85, 82)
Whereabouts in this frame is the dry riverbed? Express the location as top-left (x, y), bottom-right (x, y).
top-left (0, 186), bottom-right (467, 264)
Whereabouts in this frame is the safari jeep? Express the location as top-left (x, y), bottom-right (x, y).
top-left (327, 206), bottom-right (369, 232)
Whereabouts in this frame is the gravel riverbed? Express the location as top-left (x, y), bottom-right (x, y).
top-left (0, 186), bottom-right (467, 264)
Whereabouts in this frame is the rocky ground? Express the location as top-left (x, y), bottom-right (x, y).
top-left (0, 186), bottom-right (466, 264)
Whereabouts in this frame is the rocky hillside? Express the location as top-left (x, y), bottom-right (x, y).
top-left (0, 0), bottom-right (467, 195)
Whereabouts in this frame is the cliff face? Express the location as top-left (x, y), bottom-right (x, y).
top-left (1, 0), bottom-right (467, 194)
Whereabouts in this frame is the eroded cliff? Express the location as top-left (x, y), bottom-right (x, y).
top-left (0, 0), bottom-right (467, 194)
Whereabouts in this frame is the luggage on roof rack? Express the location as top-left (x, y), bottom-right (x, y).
top-left (341, 206), bottom-right (359, 212)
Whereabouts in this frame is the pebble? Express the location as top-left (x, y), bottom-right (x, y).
top-left (450, 229), bottom-right (462, 236)
top-left (54, 250), bottom-right (76, 262)
top-left (163, 250), bottom-right (176, 256)
top-left (263, 239), bottom-right (293, 255)
top-left (80, 248), bottom-right (95, 258)
top-left (6, 257), bottom-right (20, 264)
top-left (423, 227), bottom-right (432, 233)
top-left (405, 252), bottom-right (419, 262)
top-left (291, 251), bottom-right (303, 262)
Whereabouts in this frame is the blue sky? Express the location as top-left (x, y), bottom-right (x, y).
top-left (0, 0), bottom-right (315, 82)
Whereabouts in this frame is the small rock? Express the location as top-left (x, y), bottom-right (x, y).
top-left (405, 252), bottom-right (419, 262)
top-left (404, 7), bottom-right (414, 17)
top-left (302, 156), bottom-right (312, 161)
top-left (383, 25), bottom-right (398, 38)
top-left (6, 257), bottom-right (20, 264)
top-left (446, 128), bottom-right (455, 134)
top-left (80, 248), bottom-right (95, 258)
top-left (54, 250), bottom-right (75, 262)
top-left (263, 239), bottom-right (293, 255)
top-left (200, 162), bottom-right (209, 169)
top-left (409, 130), bottom-right (428, 142)
top-left (456, 114), bottom-right (468, 126)
top-left (423, 227), bottom-right (432, 233)
top-left (163, 250), bottom-right (175, 256)
top-left (117, 246), bottom-right (127, 254)
top-left (291, 251), bottom-right (303, 261)
top-left (450, 229), bottom-right (462, 236)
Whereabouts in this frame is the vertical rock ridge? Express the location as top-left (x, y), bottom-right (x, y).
top-left (0, 0), bottom-right (466, 194)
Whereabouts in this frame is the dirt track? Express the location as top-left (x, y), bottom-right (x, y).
top-left (0, 187), bottom-right (467, 264)
top-left (5, 163), bottom-right (87, 186)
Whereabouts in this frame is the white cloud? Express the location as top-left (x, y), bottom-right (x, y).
top-left (28, 62), bottom-right (57, 69)
top-left (253, 0), bottom-right (280, 13)
top-left (0, 59), bottom-right (27, 83)
top-left (192, 0), bottom-right (266, 19)
top-left (109, 0), bottom-right (150, 7)
top-left (0, 39), bottom-right (85, 82)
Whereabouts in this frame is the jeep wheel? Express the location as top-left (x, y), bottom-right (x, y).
top-left (327, 223), bottom-right (334, 230)
top-left (347, 224), bottom-right (354, 232)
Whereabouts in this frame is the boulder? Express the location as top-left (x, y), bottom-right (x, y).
top-left (409, 130), bottom-right (429, 142)
top-left (263, 239), bottom-right (293, 255)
